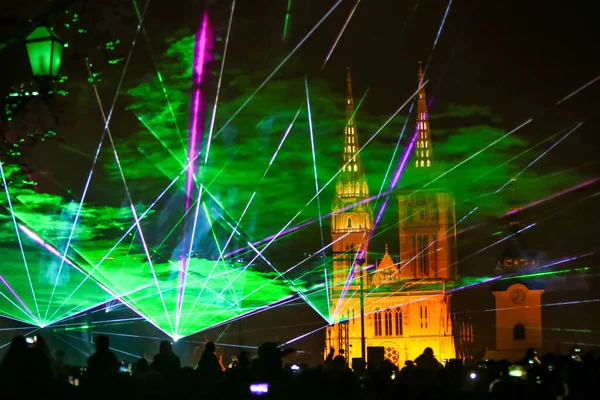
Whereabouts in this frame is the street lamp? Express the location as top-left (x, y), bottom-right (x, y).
top-left (24, 26), bottom-right (64, 79)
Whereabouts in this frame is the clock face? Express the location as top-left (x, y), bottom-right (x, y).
top-left (510, 288), bottom-right (527, 304)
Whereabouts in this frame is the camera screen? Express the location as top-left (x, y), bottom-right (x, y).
top-left (250, 383), bottom-right (269, 395)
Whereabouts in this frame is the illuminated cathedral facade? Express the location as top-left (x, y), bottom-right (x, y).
top-left (326, 64), bottom-right (457, 367)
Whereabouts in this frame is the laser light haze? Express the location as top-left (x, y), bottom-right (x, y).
top-left (0, 1), bottom-right (595, 341)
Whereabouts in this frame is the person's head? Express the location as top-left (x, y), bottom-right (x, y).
top-left (3, 335), bottom-right (28, 362)
top-left (159, 341), bottom-right (172, 355)
top-left (525, 348), bottom-right (536, 358)
top-left (238, 351), bottom-right (250, 366)
top-left (95, 335), bottom-right (109, 352)
top-left (423, 347), bottom-right (434, 357)
top-left (135, 358), bottom-right (149, 372)
top-left (204, 342), bottom-right (216, 354)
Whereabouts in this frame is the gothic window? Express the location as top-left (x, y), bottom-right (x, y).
top-left (421, 151), bottom-right (424, 158)
top-left (395, 307), bottom-right (403, 336)
top-left (353, 164), bottom-right (358, 172)
top-left (420, 160), bottom-right (424, 167)
top-left (374, 310), bottom-right (382, 336)
top-left (422, 235), bottom-right (429, 275)
top-left (420, 305), bottom-right (429, 329)
top-left (415, 160), bottom-right (419, 167)
top-left (425, 141), bottom-right (428, 148)
top-left (433, 236), bottom-right (438, 276)
top-left (427, 160), bottom-right (431, 167)
top-left (346, 145), bottom-right (351, 153)
top-left (420, 132), bottom-right (424, 139)
top-left (417, 235), bottom-right (423, 275)
top-left (513, 324), bottom-right (526, 340)
top-left (384, 309), bottom-right (392, 336)
top-left (353, 146), bottom-right (356, 152)
top-left (426, 150), bottom-right (429, 157)
top-left (424, 122), bottom-right (427, 129)
top-left (347, 218), bottom-right (352, 228)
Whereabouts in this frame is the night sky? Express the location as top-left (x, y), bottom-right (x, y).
top-left (1, 0), bottom-right (599, 365)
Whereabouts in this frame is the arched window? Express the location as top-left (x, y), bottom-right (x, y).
top-left (374, 310), bottom-right (382, 336)
top-left (346, 146), bottom-right (350, 153)
top-left (426, 150), bottom-right (429, 157)
top-left (420, 160), bottom-right (424, 167)
top-left (415, 160), bottom-right (419, 167)
top-left (422, 235), bottom-right (429, 275)
top-left (353, 164), bottom-right (358, 172)
top-left (427, 160), bottom-right (431, 167)
top-left (394, 307), bottom-right (403, 335)
top-left (425, 141), bottom-right (428, 148)
top-left (513, 324), bottom-right (526, 340)
top-left (384, 309), bottom-right (393, 336)
top-left (347, 217), bottom-right (352, 228)
top-left (424, 122), bottom-right (427, 129)
top-left (417, 236), bottom-right (422, 273)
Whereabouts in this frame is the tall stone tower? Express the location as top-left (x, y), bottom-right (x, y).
top-left (487, 184), bottom-right (544, 361)
top-left (330, 67), bottom-right (373, 292)
top-left (326, 64), bottom-right (457, 367)
top-left (398, 62), bottom-right (457, 280)
top-left (327, 67), bottom-right (373, 360)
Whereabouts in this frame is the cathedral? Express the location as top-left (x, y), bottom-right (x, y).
top-left (325, 64), bottom-right (457, 367)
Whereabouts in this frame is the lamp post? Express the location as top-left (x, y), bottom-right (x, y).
top-left (24, 26), bottom-right (64, 78)
top-left (2, 25), bottom-right (64, 120)
top-left (24, 26), bottom-right (64, 90)
top-left (357, 254), bottom-right (366, 360)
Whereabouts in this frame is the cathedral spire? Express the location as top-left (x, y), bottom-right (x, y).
top-left (342, 66), bottom-right (362, 178)
top-left (415, 61), bottom-right (433, 168)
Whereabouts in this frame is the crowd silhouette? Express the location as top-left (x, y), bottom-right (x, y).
top-left (0, 333), bottom-right (596, 399)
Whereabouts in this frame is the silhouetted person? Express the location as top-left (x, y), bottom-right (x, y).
top-left (414, 347), bottom-right (442, 371)
top-left (333, 349), bottom-right (347, 369)
top-left (0, 335), bottom-right (29, 399)
top-left (238, 350), bottom-right (250, 368)
top-left (151, 341), bottom-right (180, 386)
top-left (29, 335), bottom-right (53, 394)
top-left (54, 349), bottom-right (69, 382)
top-left (325, 347), bottom-right (335, 365)
top-left (253, 342), bottom-right (295, 382)
top-left (87, 335), bottom-right (119, 382)
top-left (195, 341), bottom-right (223, 387)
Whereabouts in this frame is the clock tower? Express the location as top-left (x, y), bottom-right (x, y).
top-left (487, 182), bottom-right (544, 361)
top-left (491, 283), bottom-right (544, 358)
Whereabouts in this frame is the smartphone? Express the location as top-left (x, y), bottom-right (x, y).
top-left (509, 365), bottom-right (526, 378)
top-left (250, 383), bottom-right (269, 395)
